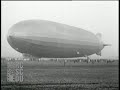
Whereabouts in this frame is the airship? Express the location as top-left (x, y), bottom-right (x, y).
top-left (7, 20), bottom-right (110, 58)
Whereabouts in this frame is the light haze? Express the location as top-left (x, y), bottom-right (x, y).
top-left (1, 1), bottom-right (118, 59)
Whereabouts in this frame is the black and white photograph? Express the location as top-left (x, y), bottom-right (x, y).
top-left (1, 1), bottom-right (119, 90)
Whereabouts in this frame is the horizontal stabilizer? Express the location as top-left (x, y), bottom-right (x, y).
top-left (103, 44), bottom-right (111, 47)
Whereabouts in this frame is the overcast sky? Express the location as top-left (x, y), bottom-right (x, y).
top-left (1, 1), bottom-right (118, 59)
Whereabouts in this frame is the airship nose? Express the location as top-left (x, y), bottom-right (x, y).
top-left (7, 24), bottom-right (32, 55)
top-left (7, 29), bottom-right (19, 51)
top-left (7, 24), bottom-right (29, 53)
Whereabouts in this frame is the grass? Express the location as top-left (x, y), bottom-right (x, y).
top-left (1, 60), bottom-right (119, 90)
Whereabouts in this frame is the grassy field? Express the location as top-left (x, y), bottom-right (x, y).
top-left (1, 60), bottom-right (119, 90)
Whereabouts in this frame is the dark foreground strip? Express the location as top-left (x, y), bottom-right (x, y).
top-left (1, 83), bottom-right (118, 90)
top-left (1, 82), bottom-right (99, 86)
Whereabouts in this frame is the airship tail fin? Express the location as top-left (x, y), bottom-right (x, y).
top-left (96, 51), bottom-right (101, 56)
top-left (96, 33), bottom-right (111, 46)
top-left (96, 33), bottom-right (111, 56)
top-left (96, 33), bottom-right (102, 40)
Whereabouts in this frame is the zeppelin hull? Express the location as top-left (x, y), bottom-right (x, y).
top-left (7, 20), bottom-right (103, 58)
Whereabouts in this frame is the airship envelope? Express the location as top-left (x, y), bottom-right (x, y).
top-left (7, 20), bottom-right (108, 58)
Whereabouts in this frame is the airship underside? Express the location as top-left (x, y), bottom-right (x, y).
top-left (7, 20), bottom-right (104, 58)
